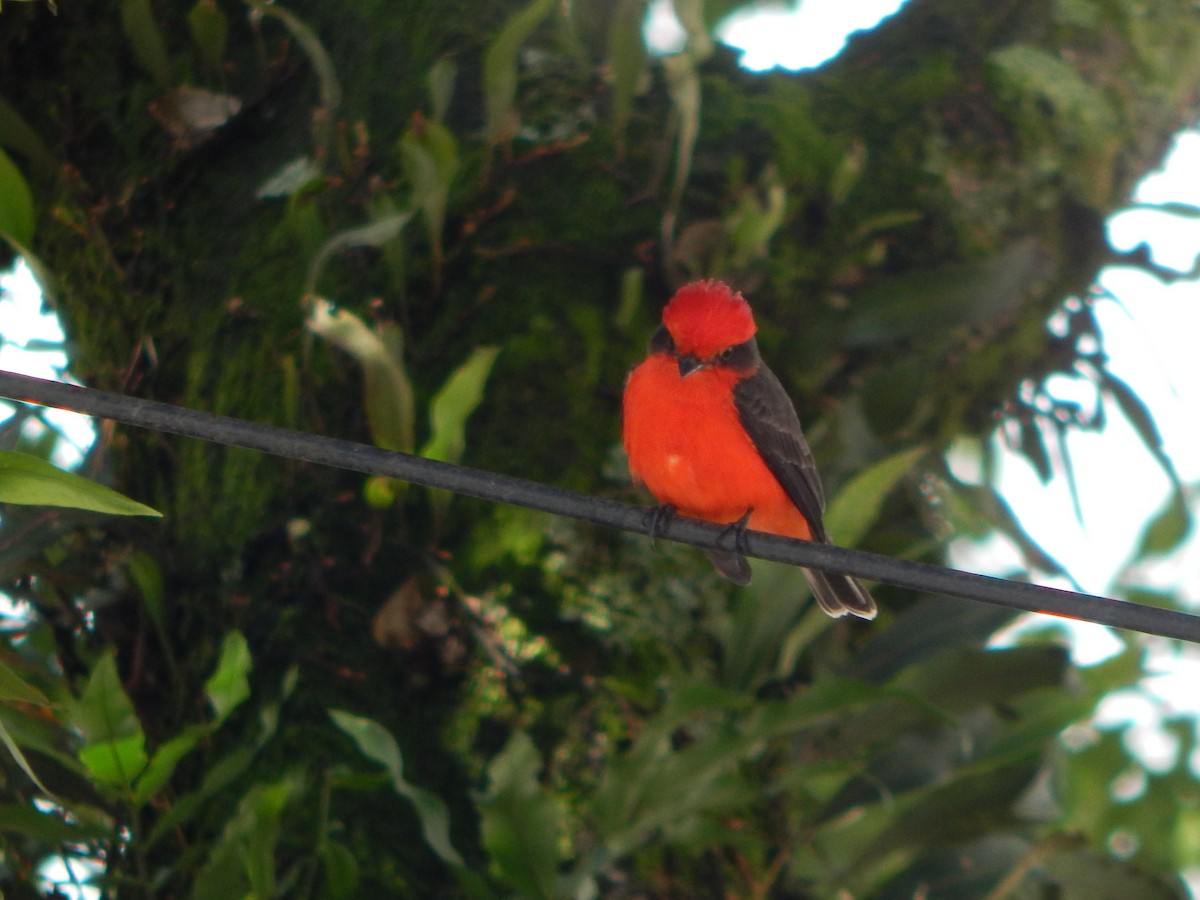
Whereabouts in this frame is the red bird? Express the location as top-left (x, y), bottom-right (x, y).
top-left (622, 280), bottom-right (876, 620)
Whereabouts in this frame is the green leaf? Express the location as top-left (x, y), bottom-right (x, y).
top-left (829, 138), bottom-right (867, 207)
top-left (120, 0), bottom-right (172, 87)
top-left (1019, 417), bottom-right (1053, 482)
top-left (740, 678), bottom-right (883, 743)
top-left (0, 802), bottom-right (109, 844)
top-left (366, 320), bottom-right (415, 454)
top-left (662, 50), bottom-right (701, 227)
top-left (0, 147), bottom-right (35, 247)
top-left (256, 155), bottom-right (321, 199)
top-left (68, 652), bottom-right (142, 745)
top-left (362, 473), bottom-right (398, 508)
top-left (615, 265), bottom-right (645, 330)
top-left (192, 837), bottom-right (248, 900)
top-left (721, 563), bottom-right (810, 690)
top-left (421, 346), bottom-right (501, 465)
top-left (591, 680), bottom-right (755, 857)
top-left (307, 299), bottom-right (415, 454)
top-left (890, 645), bottom-right (1069, 715)
top-left (598, 729), bottom-right (756, 858)
top-left (426, 57), bottom-right (457, 124)
top-left (940, 475), bottom-right (1074, 581)
top-left (477, 731), bottom-right (560, 900)
top-left (830, 139), bottom-right (868, 207)
top-left (825, 446), bottom-right (926, 547)
top-left (187, 0), bottom-right (227, 77)
top-left (329, 710), bottom-right (464, 868)
top-left (321, 840), bottom-right (361, 900)
top-left (77, 732), bottom-right (148, 787)
top-left (143, 670), bottom-right (288, 848)
top-left (146, 744), bottom-right (257, 847)
top-left (860, 355), bottom-right (931, 436)
top-left (0, 701), bottom-right (78, 770)
top-left (253, 3), bottom-right (341, 138)
top-left (0, 716), bottom-right (58, 797)
top-left (1076, 644), bottom-right (1141, 696)
top-left (0, 449), bottom-right (162, 516)
top-left (204, 630), bottom-right (252, 725)
top-left (483, 0), bottom-right (555, 144)
top-left (245, 777), bottom-right (300, 897)
top-left (304, 212), bottom-right (413, 296)
top-left (1101, 370), bottom-right (1182, 490)
top-left (606, 0), bottom-right (649, 148)
top-left (850, 597), bottom-right (1019, 681)
top-left (1136, 490), bottom-right (1192, 558)
top-left (866, 761), bottom-right (1040, 858)
top-left (401, 116), bottom-right (459, 278)
top-left (69, 653), bottom-right (148, 787)
top-left (0, 95), bottom-right (57, 179)
top-left (725, 170), bottom-right (787, 268)
top-left (192, 774), bottom-right (302, 900)
top-left (126, 550), bottom-right (166, 634)
top-left (133, 727), bottom-right (205, 806)
top-left (0, 658), bottom-right (51, 706)
top-left (846, 239), bottom-right (1051, 347)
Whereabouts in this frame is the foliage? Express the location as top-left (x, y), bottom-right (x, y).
top-left (0, 449), bottom-right (161, 517)
top-left (0, 147), bottom-right (35, 249)
top-left (1, 0), bottom-right (1198, 896)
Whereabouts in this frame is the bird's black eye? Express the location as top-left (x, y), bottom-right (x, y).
top-left (715, 338), bottom-right (759, 368)
top-left (649, 325), bottom-right (675, 354)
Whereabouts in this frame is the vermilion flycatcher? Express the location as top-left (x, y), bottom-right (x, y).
top-left (622, 280), bottom-right (876, 620)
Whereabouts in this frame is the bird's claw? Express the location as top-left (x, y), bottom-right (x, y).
top-left (717, 509), bottom-right (754, 554)
top-left (646, 504), bottom-right (677, 547)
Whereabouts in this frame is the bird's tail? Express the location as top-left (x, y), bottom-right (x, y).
top-left (705, 547), bottom-right (876, 621)
top-left (705, 548), bottom-right (752, 585)
top-left (804, 567), bottom-right (877, 620)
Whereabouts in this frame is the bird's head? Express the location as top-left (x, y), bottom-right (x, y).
top-left (653, 280), bottom-right (759, 376)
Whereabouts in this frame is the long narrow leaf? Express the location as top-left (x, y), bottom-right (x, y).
top-left (0, 449), bottom-right (161, 516)
top-left (1101, 370), bottom-right (1182, 490)
top-left (307, 300), bottom-right (415, 454)
top-left (0, 659), bottom-right (51, 706)
top-left (825, 446), bottom-right (926, 547)
top-left (421, 347), bottom-right (501, 465)
top-left (483, 0), bottom-right (555, 144)
top-left (329, 710), bottom-right (464, 868)
top-left (0, 147), bottom-right (35, 246)
top-left (304, 213), bottom-right (413, 296)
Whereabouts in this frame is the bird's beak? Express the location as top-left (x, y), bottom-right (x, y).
top-left (677, 354), bottom-right (703, 377)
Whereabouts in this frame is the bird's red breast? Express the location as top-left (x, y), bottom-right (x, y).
top-left (622, 346), bottom-right (814, 540)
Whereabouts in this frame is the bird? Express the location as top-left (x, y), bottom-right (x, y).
top-left (622, 279), bottom-right (876, 620)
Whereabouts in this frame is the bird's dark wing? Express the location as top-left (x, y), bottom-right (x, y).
top-left (733, 362), bottom-right (877, 620)
top-left (732, 364), bottom-right (829, 542)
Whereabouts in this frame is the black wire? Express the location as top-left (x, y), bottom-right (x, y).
top-left (2, 369), bottom-right (1198, 643)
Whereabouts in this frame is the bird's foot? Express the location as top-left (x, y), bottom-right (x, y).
top-left (718, 509), bottom-right (754, 555)
top-left (705, 510), bottom-right (755, 586)
top-left (645, 504), bottom-right (678, 547)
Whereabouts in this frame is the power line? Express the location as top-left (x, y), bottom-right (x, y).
top-left (2, 369), bottom-right (1198, 643)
